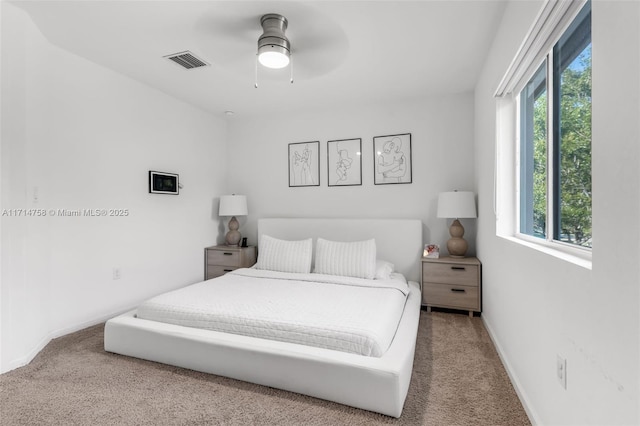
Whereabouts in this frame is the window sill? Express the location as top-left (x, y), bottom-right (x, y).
top-left (499, 235), bottom-right (592, 270)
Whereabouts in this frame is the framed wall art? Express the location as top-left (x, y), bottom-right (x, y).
top-left (149, 171), bottom-right (179, 194)
top-left (373, 133), bottom-right (412, 185)
top-left (327, 138), bottom-right (362, 187)
top-left (288, 141), bottom-right (320, 187)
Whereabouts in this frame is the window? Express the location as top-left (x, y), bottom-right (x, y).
top-left (519, 2), bottom-right (591, 249)
top-left (519, 61), bottom-right (548, 240)
top-left (495, 0), bottom-right (592, 263)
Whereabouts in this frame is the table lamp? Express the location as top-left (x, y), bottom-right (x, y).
top-left (218, 194), bottom-right (248, 246)
top-left (437, 191), bottom-right (477, 257)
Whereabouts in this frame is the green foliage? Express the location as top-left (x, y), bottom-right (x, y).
top-left (533, 91), bottom-right (547, 238)
top-left (559, 46), bottom-right (592, 247)
top-left (532, 45), bottom-right (592, 247)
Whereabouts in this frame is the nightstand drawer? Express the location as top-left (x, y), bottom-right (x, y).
top-left (207, 249), bottom-right (243, 267)
top-left (206, 265), bottom-right (239, 279)
top-left (204, 245), bottom-right (256, 280)
top-left (422, 263), bottom-right (479, 287)
top-left (422, 282), bottom-right (479, 310)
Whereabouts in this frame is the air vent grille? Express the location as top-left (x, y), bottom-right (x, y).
top-left (164, 51), bottom-right (209, 69)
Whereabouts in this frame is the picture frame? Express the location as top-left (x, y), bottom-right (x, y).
top-left (149, 171), bottom-right (179, 195)
top-left (423, 244), bottom-right (440, 258)
top-left (327, 138), bottom-right (362, 187)
top-left (373, 133), bottom-right (412, 185)
top-left (289, 141), bottom-right (320, 187)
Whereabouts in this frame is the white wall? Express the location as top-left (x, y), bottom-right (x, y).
top-left (226, 95), bottom-right (478, 281)
top-left (474, 1), bottom-right (639, 424)
top-left (0, 3), bottom-right (228, 372)
top-left (0, 0), bottom-right (5, 368)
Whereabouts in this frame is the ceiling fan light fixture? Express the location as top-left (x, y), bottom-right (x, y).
top-left (258, 46), bottom-right (290, 69)
top-left (257, 14), bottom-right (291, 69)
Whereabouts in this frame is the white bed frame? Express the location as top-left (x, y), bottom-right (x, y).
top-left (105, 218), bottom-right (423, 417)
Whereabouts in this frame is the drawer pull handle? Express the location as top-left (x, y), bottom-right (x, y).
top-left (223, 269), bottom-right (233, 272)
top-left (451, 288), bottom-right (466, 293)
top-left (223, 252), bottom-right (234, 256)
top-left (451, 266), bottom-right (466, 271)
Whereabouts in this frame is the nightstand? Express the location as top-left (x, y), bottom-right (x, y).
top-left (421, 256), bottom-right (481, 317)
top-left (205, 245), bottom-right (257, 280)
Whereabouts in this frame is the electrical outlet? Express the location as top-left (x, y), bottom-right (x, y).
top-left (112, 268), bottom-right (121, 280)
top-left (557, 355), bottom-right (567, 389)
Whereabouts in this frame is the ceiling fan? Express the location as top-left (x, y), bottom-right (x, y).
top-left (255, 13), bottom-right (293, 87)
top-left (257, 14), bottom-right (291, 69)
top-left (192, 4), bottom-right (348, 86)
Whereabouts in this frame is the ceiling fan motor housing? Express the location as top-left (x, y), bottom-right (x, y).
top-left (258, 14), bottom-right (290, 66)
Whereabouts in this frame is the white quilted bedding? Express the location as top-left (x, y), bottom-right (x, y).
top-left (136, 268), bottom-right (410, 357)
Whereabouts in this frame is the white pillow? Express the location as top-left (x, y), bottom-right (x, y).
top-left (256, 235), bottom-right (313, 273)
top-left (375, 259), bottom-right (395, 280)
top-left (314, 238), bottom-right (377, 279)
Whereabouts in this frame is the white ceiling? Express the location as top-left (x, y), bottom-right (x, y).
top-left (14, 1), bottom-right (507, 118)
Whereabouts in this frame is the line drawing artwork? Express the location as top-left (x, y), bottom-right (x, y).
top-left (289, 141), bottom-right (320, 187)
top-left (335, 144), bottom-right (352, 182)
top-left (328, 138), bottom-right (362, 186)
top-left (374, 133), bottom-right (412, 185)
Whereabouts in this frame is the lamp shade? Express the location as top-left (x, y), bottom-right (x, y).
top-left (219, 195), bottom-right (248, 217)
top-left (437, 191), bottom-right (477, 219)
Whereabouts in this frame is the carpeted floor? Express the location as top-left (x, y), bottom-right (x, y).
top-left (0, 311), bottom-right (530, 425)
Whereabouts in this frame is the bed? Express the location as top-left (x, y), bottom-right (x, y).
top-left (104, 218), bottom-right (423, 418)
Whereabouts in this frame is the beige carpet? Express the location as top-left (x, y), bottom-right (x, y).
top-left (0, 311), bottom-right (530, 425)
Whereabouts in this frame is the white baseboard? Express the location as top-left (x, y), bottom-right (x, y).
top-left (1, 303), bottom-right (138, 374)
top-left (482, 315), bottom-right (541, 426)
top-left (4, 331), bottom-right (53, 374)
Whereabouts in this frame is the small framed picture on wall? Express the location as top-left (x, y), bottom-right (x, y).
top-left (288, 141), bottom-right (320, 187)
top-left (327, 138), bottom-right (362, 187)
top-left (373, 133), bottom-right (412, 185)
top-left (149, 171), bottom-right (179, 195)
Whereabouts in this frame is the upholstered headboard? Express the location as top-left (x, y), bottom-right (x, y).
top-left (257, 218), bottom-right (422, 282)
